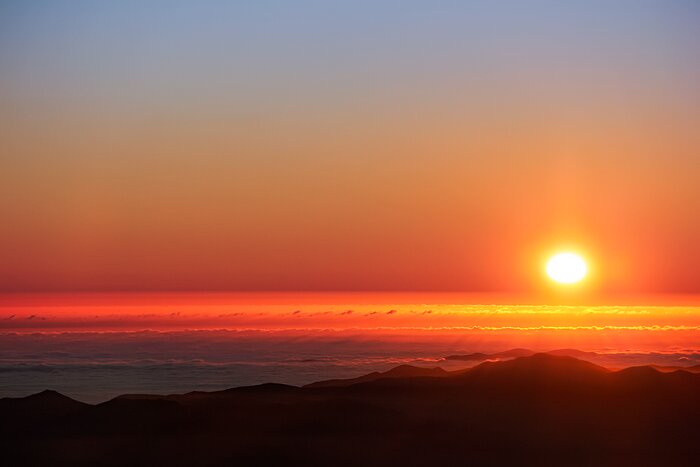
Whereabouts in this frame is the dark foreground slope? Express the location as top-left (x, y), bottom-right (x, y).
top-left (2, 354), bottom-right (700, 467)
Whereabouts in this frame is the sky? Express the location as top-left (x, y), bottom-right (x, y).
top-left (1, 1), bottom-right (699, 295)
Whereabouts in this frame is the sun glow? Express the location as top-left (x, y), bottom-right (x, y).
top-left (546, 252), bottom-right (588, 284)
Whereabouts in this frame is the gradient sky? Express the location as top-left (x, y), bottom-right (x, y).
top-left (1, 1), bottom-right (699, 294)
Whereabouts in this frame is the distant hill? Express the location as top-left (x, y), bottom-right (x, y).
top-left (0, 389), bottom-right (89, 433)
top-left (305, 364), bottom-right (449, 388)
top-left (2, 354), bottom-right (700, 466)
top-left (444, 348), bottom-right (598, 361)
top-left (649, 363), bottom-right (700, 373)
top-left (444, 347), bottom-right (535, 361)
top-left (463, 352), bottom-right (609, 381)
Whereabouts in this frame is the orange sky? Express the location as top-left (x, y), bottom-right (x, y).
top-left (1, 2), bottom-right (699, 296)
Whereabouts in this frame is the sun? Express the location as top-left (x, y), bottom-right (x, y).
top-left (546, 252), bottom-right (588, 284)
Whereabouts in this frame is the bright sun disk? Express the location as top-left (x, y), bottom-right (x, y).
top-left (546, 252), bottom-right (588, 284)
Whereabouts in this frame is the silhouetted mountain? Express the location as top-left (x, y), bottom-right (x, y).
top-left (0, 389), bottom-right (86, 413)
top-left (444, 348), bottom-right (599, 362)
top-left (546, 348), bottom-right (599, 358)
top-left (649, 364), bottom-right (700, 373)
top-left (465, 352), bottom-right (608, 379)
top-left (2, 354), bottom-right (700, 466)
top-left (305, 364), bottom-right (449, 388)
top-left (444, 347), bottom-right (534, 361)
top-left (0, 389), bottom-right (89, 433)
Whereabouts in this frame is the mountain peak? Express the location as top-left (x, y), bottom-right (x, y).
top-left (30, 389), bottom-right (66, 399)
top-left (461, 353), bottom-right (610, 386)
top-left (305, 364), bottom-right (448, 388)
top-left (508, 352), bottom-right (608, 370)
top-left (19, 389), bottom-right (87, 406)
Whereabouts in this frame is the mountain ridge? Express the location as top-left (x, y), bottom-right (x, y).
top-left (3, 352), bottom-right (698, 404)
top-left (3, 353), bottom-right (700, 466)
